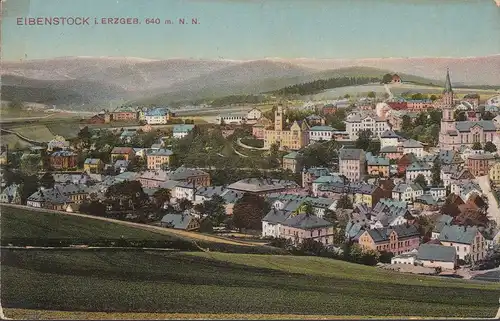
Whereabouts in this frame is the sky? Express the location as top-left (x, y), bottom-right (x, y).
top-left (2, 0), bottom-right (500, 61)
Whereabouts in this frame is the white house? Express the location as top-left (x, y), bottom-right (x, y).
top-left (246, 108), bottom-right (262, 121)
top-left (405, 163), bottom-right (432, 185)
top-left (145, 107), bottom-right (171, 125)
top-left (261, 209), bottom-right (292, 238)
top-left (173, 182), bottom-right (196, 202)
top-left (309, 126), bottom-right (335, 142)
top-left (344, 112), bottom-right (390, 140)
top-left (172, 124), bottom-right (195, 139)
top-left (380, 130), bottom-right (400, 149)
top-left (216, 113), bottom-right (247, 125)
top-left (430, 187), bottom-right (446, 200)
top-left (392, 183), bottom-right (424, 202)
top-left (416, 244), bottom-right (457, 270)
top-left (401, 139), bottom-right (424, 158)
top-left (391, 250), bottom-right (418, 265)
top-left (438, 225), bottom-right (487, 263)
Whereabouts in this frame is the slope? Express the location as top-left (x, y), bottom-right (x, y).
top-left (1, 250), bottom-right (498, 318)
top-left (0, 205), bottom-right (281, 253)
top-left (131, 66), bottom-right (441, 105)
top-left (1, 74), bottom-right (130, 105)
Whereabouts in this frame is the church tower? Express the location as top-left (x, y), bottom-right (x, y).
top-left (442, 68), bottom-right (454, 108)
top-left (274, 104), bottom-right (284, 131)
top-left (439, 69), bottom-right (456, 148)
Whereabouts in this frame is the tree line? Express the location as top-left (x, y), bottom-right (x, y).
top-left (268, 77), bottom-right (382, 96)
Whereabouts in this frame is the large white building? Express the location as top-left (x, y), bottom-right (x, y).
top-left (345, 112), bottom-right (390, 140)
top-left (216, 113), bottom-right (247, 125)
top-left (246, 108), bottom-right (262, 121)
top-left (145, 107), bottom-right (171, 125)
top-left (309, 126), bottom-right (335, 142)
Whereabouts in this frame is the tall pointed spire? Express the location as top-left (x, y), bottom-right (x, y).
top-left (443, 68), bottom-right (453, 94)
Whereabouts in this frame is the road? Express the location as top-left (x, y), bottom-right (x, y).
top-left (384, 84), bottom-right (394, 100)
top-left (475, 175), bottom-right (500, 225)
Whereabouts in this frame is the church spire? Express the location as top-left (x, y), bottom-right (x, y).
top-left (443, 68), bottom-right (453, 94)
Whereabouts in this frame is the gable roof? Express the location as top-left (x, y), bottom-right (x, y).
top-left (438, 225), bottom-right (479, 245)
top-left (281, 213), bottom-right (333, 230)
top-left (417, 244), bottom-right (456, 262)
top-left (455, 121), bottom-right (497, 132)
top-left (111, 147), bottom-right (134, 154)
top-left (161, 213), bottom-right (196, 229)
top-left (173, 124), bottom-right (195, 133)
top-left (339, 148), bottom-right (364, 161)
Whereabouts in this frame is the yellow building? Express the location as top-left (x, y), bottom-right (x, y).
top-left (366, 153), bottom-right (390, 178)
top-left (264, 104), bottom-right (310, 150)
top-left (84, 158), bottom-right (104, 174)
top-left (489, 162), bottom-right (500, 185)
top-left (147, 149), bottom-right (174, 170)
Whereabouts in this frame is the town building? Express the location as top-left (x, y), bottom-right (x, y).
top-left (282, 151), bottom-right (303, 173)
top-left (26, 188), bottom-right (74, 211)
top-left (344, 111), bottom-right (390, 140)
top-left (366, 153), bottom-right (390, 177)
top-left (110, 147), bottom-right (135, 163)
top-left (47, 136), bottom-right (70, 151)
top-left (438, 70), bottom-right (499, 150)
top-left (169, 167), bottom-right (211, 187)
top-left (216, 113), bottom-right (247, 125)
top-left (83, 158), bottom-right (104, 174)
top-left (110, 107), bottom-right (138, 122)
top-left (401, 139), bottom-right (424, 158)
top-left (302, 167), bottom-right (331, 190)
top-left (463, 93), bottom-right (480, 108)
top-left (392, 183), bottom-right (424, 203)
top-left (416, 244), bottom-right (457, 270)
top-left (405, 162), bottom-right (432, 185)
top-left (339, 148), bottom-right (366, 182)
top-left (263, 104), bottom-right (310, 150)
top-left (49, 151), bottom-right (78, 170)
top-left (227, 178), bottom-right (300, 196)
top-left (489, 162), bottom-right (500, 185)
top-left (246, 108), bottom-right (263, 121)
top-left (309, 126), bottom-right (335, 142)
top-left (160, 213), bottom-right (200, 231)
top-left (145, 107), bottom-right (172, 124)
top-left (391, 74), bottom-right (401, 84)
top-left (146, 149), bottom-right (174, 170)
top-left (466, 153), bottom-right (496, 177)
top-left (252, 117), bottom-right (272, 139)
top-left (321, 104), bottom-right (337, 115)
top-left (172, 124), bottom-right (195, 139)
top-left (438, 225), bottom-right (486, 263)
top-left (355, 225), bottom-right (420, 255)
top-left (306, 115), bottom-right (326, 126)
top-left (380, 130), bottom-right (400, 149)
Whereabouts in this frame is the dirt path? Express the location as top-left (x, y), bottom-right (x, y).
top-left (475, 176), bottom-right (500, 225)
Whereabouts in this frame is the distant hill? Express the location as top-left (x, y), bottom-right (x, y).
top-left (1, 75), bottom-right (130, 105)
top-left (2, 55), bottom-right (498, 108)
top-left (130, 66), bottom-right (442, 105)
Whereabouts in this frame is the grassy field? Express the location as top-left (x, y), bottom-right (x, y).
top-left (9, 124), bottom-right (57, 142)
top-left (0, 133), bottom-right (34, 149)
top-left (0, 205), bottom-right (279, 251)
top-left (1, 249), bottom-right (498, 318)
top-left (312, 83), bottom-right (499, 101)
top-left (2, 310), bottom-right (451, 320)
top-left (46, 122), bottom-right (82, 139)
